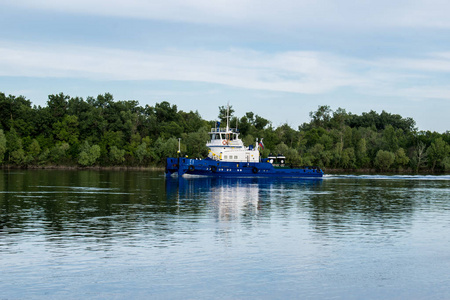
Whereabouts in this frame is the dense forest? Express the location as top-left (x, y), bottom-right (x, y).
top-left (1, 92), bottom-right (449, 172)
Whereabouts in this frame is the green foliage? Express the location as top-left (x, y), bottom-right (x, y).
top-left (411, 142), bottom-right (428, 172)
top-left (183, 128), bottom-right (209, 158)
top-left (47, 93), bottom-right (69, 119)
top-left (135, 142), bottom-right (149, 164)
top-left (51, 142), bottom-right (70, 164)
top-left (442, 157), bottom-right (450, 171)
top-left (356, 138), bottom-right (370, 168)
top-left (0, 129), bottom-right (6, 163)
top-left (10, 148), bottom-right (25, 165)
top-left (341, 148), bottom-right (356, 169)
top-left (26, 139), bottom-right (41, 164)
top-left (218, 105), bottom-right (235, 124)
top-left (78, 141), bottom-right (101, 166)
top-left (426, 137), bottom-right (450, 171)
top-left (110, 146), bottom-right (125, 165)
top-left (53, 115), bottom-right (79, 144)
top-left (1, 91), bottom-right (448, 172)
top-left (153, 137), bottom-right (178, 164)
top-left (347, 110), bottom-right (416, 132)
top-left (6, 128), bottom-right (22, 152)
top-left (275, 142), bottom-right (300, 165)
top-left (394, 148), bottom-right (409, 169)
top-left (309, 105), bottom-right (332, 128)
top-left (375, 150), bottom-right (395, 171)
top-left (38, 148), bottom-right (50, 165)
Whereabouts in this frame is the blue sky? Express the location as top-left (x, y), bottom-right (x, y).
top-left (1, 0), bottom-right (450, 132)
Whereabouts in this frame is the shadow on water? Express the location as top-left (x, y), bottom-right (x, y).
top-left (306, 174), bottom-right (450, 241)
top-left (1, 170), bottom-right (449, 248)
top-left (0, 170), bottom-right (171, 249)
top-left (1, 170), bottom-right (450, 299)
top-left (166, 175), bottom-right (323, 221)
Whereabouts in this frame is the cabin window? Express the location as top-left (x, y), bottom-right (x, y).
top-left (224, 155), bottom-right (227, 159)
top-left (234, 156), bottom-right (238, 159)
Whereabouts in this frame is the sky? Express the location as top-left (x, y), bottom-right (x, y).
top-left (1, 0), bottom-right (450, 132)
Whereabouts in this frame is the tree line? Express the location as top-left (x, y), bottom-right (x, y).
top-left (0, 92), bottom-right (449, 172)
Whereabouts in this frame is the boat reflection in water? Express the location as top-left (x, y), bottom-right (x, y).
top-left (165, 176), bottom-right (323, 222)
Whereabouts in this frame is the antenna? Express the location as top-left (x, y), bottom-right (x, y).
top-left (226, 102), bottom-right (230, 132)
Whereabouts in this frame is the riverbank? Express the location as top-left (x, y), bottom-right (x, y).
top-left (2, 164), bottom-right (447, 175)
top-left (1, 165), bottom-right (165, 171)
top-left (323, 168), bottom-right (449, 175)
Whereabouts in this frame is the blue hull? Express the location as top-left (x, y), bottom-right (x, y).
top-left (166, 157), bottom-right (324, 178)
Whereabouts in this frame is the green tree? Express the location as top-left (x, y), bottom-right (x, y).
top-left (308, 143), bottom-right (331, 167)
top-left (442, 157), bottom-right (450, 171)
top-left (254, 115), bottom-right (270, 130)
top-left (26, 139), bottom-right (41, 164)
top-left (155, 101), bottom-right (179, 123)
top-left (309, 105), bottom-right (332, 128)
top-left (374, 150), bottom-right (395, 171)
top-left (53, 115), bottom-right (79, 144)
top-left (382, 125), bottom-right (397, 151)
top-left (394, 148), bottom-right (410, 170)
top-left (110, 146), bottom-right (125, 165)
top-left (341, 148), bottom-right (356, 169)
top-left (135, 142), bottom-right (149, 164)
top-left (218, 105), bottom-right (235, 124)
top-left (6, 128), bottom-right (23, 164)
top-left (183, 128), bottom-right (209, 158)
top-left (275, 124), bottom-right (298, 148)
top-left (78, 141), bottom-right (101, 166)
top-left (0, 129), bottom-right (6, 163)
top-left (274, 142), bottom-right (300, 165)
top-left (426, 137), bottom-right (450, 171)
top-left (0, 93), bottom-right (35, 136)
top-left (152, 137), bottom-right (178, 164)
top-left (238, 116), bottom-right (251, 136)
top-left (47, 93), bottom-right (69, 119)
top-left (50, 142), bottom-right (70, 164)
top-left (10, 148), bottom-right (25, 165)
top-left (356, 138), bottom-right (370, 168)
top-left (411, 141), bottom-right (427, 172)
top-left (38, 148), bottom-right (50, 165)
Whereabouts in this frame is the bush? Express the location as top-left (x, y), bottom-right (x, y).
top-left (375, 150), bottom-right (395, 171)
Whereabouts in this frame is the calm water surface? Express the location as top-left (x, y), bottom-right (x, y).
top-left (1, 170), bottom-right (449, 299)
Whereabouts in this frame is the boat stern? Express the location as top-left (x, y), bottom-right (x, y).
top-left (165, 157), bottom-right (179, 177)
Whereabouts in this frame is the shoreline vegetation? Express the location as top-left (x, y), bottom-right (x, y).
top-left (0, 164), bottom-right (163, 171)
top-left (1, 92), bottom-right (449, 174)
top-left (1, 165), bottom-right (447, 175)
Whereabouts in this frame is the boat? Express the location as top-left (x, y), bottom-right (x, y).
top-left (165, 109), bottom-right (324, 178)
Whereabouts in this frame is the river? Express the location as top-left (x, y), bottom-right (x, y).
top-left (1, 170), bottom-right (449, 299)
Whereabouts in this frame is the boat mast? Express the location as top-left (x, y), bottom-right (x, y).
top-left (226, 103), bottom-right (230, 132)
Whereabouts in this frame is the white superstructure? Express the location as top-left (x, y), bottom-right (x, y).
top-left (207, 106), bottom-right (261, 163)
top-left (206, 127), bottom-right (260, 162)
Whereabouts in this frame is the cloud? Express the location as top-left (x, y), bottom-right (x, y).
top-left (0, 42), bottom-right (362, 94)
top-left (4, 0), bottom-right (450, 29)
top-left (1, 41), bottom-right (450, 102)
top-left (378, 53), bottom-right (450, 73)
